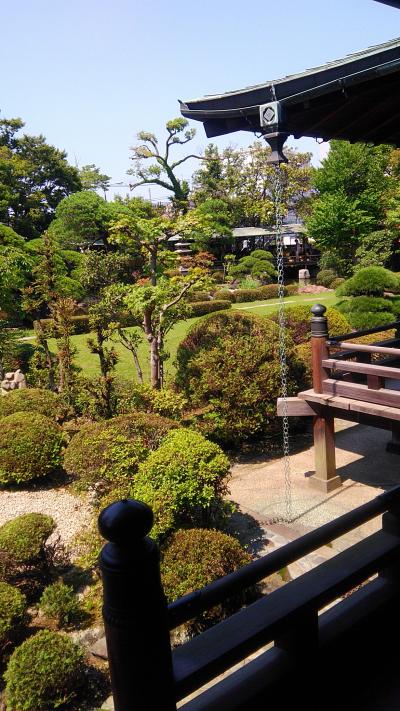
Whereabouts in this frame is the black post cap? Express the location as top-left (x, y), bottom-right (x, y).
top-left (98, 499), bottom-right (153, 545)
top-left (310, 303), bottom-right (327, 317)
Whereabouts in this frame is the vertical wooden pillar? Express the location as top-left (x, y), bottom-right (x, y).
top-left (309, 304), bottom-right (341, 493)
top-left (99, 500), bottom-right (176, 711)
top-left (386, 421), bottom-right (400, 454)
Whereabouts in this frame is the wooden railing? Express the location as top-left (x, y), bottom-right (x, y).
top-left (311, 305), bottom-right (400, 408)
top-left (99, 486), bottom-right (400, 710)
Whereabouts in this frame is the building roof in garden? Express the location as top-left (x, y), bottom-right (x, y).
top-left (180, 36), bottom-right (400, 146)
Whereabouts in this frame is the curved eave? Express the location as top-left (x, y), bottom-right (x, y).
top-left (180, 38), bottom-right (400, 145)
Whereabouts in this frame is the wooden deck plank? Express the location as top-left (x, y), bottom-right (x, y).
top-left (296, 389), bottom-right (400, 422)
top-left (322, 359), bottom-right (400, 381)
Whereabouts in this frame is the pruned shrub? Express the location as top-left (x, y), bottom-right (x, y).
top-left (39, 581), bottom-right (80, 627)
top-left (64, 412), bottom-right (176, 493)
top-left (187, 291), bottom-right (211, 302)
top-left (213, 290), bottom-right (236, 302)
top-left (115, 382), bottom-right (187, 421)
top-left (331, 277), bottom-right (345, 290)
top-left (188, 300), bottom-right (231, 317)
top-left (341, 310), bottom-right (394, 330)
top-left (234, 289), bottom-right (265, 303)
top-left (271, 305), bottom-right (351, 345)
top-left (132, 429), bottom-right (231, 539)
top-left (175, 311), bottom-right (305, 444)
top-left (336, 266), bottom-right (398, 297)
top-left (316, 269), bottom-right (337, 287)
top-left (259, 284), bottom-right (280, 299)
top-left (4, 630), bottom-right (85, 711)
top-left (161, 528), bottom-right (252, 631)
top-left (0, 514), bottom-right (56, 596)
top-left (0, 582), bottom-right (27, 649)
top-left (0, 387), bottom-right (69, 422)
top-left (285, 283), bottom-right (299, 296)
top-left (0, 413), bottom-right (65, 485)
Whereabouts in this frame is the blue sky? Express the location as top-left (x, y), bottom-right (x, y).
top-left (1, 0), bottom-right (399, 200)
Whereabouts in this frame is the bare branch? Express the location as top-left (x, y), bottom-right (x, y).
top-left (129, 177), bottom-right (173, 192)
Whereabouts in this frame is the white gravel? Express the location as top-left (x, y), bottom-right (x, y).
top-left (0, 488), bottom-right (92, 545)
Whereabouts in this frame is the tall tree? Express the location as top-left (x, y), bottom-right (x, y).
top-left (307, 141), bottom-right (396, 273)
top-left (0, 117), bottom-right (81, 238)
top-left (192, 142), bottom-right (313, 226)
top-left (78, 164), bottom-right (111, 195)
top-left (128, 118), bottom-right (201, 212)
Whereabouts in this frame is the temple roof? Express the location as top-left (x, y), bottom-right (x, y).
top-left (180, 36), bottom-right (400, 146)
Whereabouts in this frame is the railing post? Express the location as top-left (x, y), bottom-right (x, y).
top-left (99, 499), bottom-right (176, 711)
top-left (309, 304), bottom-right (341, 492)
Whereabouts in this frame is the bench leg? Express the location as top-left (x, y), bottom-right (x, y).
top-left (309, 415), bottom-right (342, 493)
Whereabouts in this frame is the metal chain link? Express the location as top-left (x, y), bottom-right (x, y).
top-left (273, 165), bottom-right (293, 522)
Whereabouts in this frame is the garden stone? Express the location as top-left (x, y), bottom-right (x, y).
top-left (1, 369), bottom-right (27, 395)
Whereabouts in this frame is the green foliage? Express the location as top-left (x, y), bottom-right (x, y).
top-left (285, 283), bottom-right (299, 296)
top-left (188, 299), bottom-right (231, 316)
top-left (78, 163), bottom-right (111, 193)
top-left (0, 413), bottom-right (65, 485)
top-left (0, 514), bottom-right (55, 595)
top-left (4, 630), bottom-right (85, 711)
top-left (175, 311), bottom-right (304, 444)
top-left (50, 190), bottom-right (120, 249)
top-left (336, 295), bottom-right (396, 330)
top-left (0, 387), bottom-right (69, 422)
top-left (229, 249), bottom-right (276, 283)
top-left (161, 528), bottom-right (252, 630)
top-left (272, 305), bottom-right (351, 345)
top-left (64, 412), bottom-right (175, 493)
top-left (355, 230), bottom-right (395, 270)
top-left (234, 288), bottom-right (265, 303)
top-left (0, 117), bottom-right (82, 239)
top-left (116, 382), bottom-right (187, 420)
top-left (317, 248), bottom-right (352, 278)
top-left (76, 251), bottom-right (135, 295)
top-left (307, 141), bottom-right (395, 272)
top-left (213, 290), bottom-right (236, 302)
top-left (316, 269), bottom-right (337, 287)
top-left (331, 277), bottom-right (345, 290)
top-left (0, 514), bottom-right (55, 565)
top-left (337, 267), bottom-right (399, 296)
top-left (259, 284), bottom-right (280, 299)
top-left (39, 581), bottom-right (79, 627)
top-left (0, 582), bottom-right (27, 648)
top-left (133, 429), bottom-right (230, 539)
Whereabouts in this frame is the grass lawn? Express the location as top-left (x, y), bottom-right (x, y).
top-left (39, 291), bottom-right (338, 384)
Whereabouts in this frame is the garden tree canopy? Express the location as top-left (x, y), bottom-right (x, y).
top-left (48, 191), bottom-right (123, 249)
top-left (128, 117), bottom-right (200, 211)
top-left (78, 163), bottom-right (111, 193)
top-left (192, 142), bottom-right (313, 226)
top-left (306, 141), bottom-right (400, 275)
top-left (0, 118), bottom-right (81, 238)
top-left (0, 225), bottom-right (34, 314)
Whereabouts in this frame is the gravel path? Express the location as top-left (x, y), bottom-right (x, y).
top-left (0, 488), bottom-right (92, 545)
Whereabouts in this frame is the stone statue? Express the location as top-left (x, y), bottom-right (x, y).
top-left (1, 369), bottom-right (27, 396)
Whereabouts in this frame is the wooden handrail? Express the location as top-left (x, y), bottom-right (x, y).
top-left (332, 342), bottom-right (400, 357)
top-left (328, 319), bottom-right (400, 343)
top-left (322, 359), bottom-right (400, 380)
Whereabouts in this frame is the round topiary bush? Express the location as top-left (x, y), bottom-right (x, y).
top-left (39, 581), bottom-right (79, 627)
top-left (64, 412), bottom-right (176, 493)
top-left (0, 388), bottom-right (70, 422)
top-left (0, 413), bottom-right (65, 485)
top-left (133, 429), bottom-right (231, 538)
top-left (316, 269), bottom-right (337, 287)
top-left (4, 630), bottom-right (85, 711)
top-left (0, 582), bottom-right (27, 649)
top-left (161, 528), bottom-right (252, 631)
top-left (0, 514), bottom-right (56, 595)
top-left (336, 266), bottom-right (399, 297)
top-left (271, 305), bottom-right (351, 345)
top-left (175, 311), bottom-right (305, 445)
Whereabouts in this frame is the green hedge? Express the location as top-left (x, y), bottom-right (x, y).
top-left (175, 311), bottom-right (305, 444)
top-left (0, 413), bottom-right (65, 485)
top-left (4, 630), bottom-right (85, 711)
top-left (34, 311), bottom-right (139, 335)
top-left (64, 412), bottom-right (176, 493)
top-left (188, 300), bottom-right (231, 317)
top-left (337, 267), bottom-right (399, 297)
top-left (161, 528), bottom-right (252, 631)
top-left (132, 429), bottom-right (230, 539)
top-left (0, 514), bottom-right (56, 596)
top-left (234, 289), bottom-right (265, 303)
top-left (0, 582), bottom-right (27, 649)
top-left (0, 388), bottom-right (69, 422)
top-left (213, 290), bottom-right (237, 302)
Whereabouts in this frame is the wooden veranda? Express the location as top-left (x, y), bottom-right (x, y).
top-left (278, 304), bottom-right (400, 492)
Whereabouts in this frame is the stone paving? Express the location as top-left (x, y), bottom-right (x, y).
top-left (228, 419), bottom-right (400, 571)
